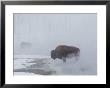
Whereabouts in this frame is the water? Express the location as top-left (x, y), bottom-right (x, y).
top-left (14, 56), bottom-right (97, 75)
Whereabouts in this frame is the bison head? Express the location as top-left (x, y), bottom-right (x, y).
top-left (51, 50), bottom-right (56, 60)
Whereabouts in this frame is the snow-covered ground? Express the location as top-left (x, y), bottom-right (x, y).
top-left (14, 55), bottom-right (97, 75)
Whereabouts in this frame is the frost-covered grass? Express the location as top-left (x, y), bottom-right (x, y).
top-left (14, 55), bottom-right (97, 75)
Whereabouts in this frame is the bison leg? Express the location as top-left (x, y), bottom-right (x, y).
top-left (74, 52), bottom-right (80, 60)
top-left (62, 57), bottom-right (66, 63)
top-left (74, 54), bottom-right (80, 63)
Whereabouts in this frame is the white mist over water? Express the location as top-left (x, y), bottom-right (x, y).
top-left (14, 13), bottom-right (97, 75)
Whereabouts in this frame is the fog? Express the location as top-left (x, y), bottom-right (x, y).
top-left (14, 13), bottom-right (97, 75)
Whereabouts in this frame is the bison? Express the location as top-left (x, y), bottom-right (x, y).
top-left (51, 45), bottom-right (80, 62)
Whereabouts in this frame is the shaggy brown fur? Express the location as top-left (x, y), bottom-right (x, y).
top-left (51, 45), bottom-right (80, 62)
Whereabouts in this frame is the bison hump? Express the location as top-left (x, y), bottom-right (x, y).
top-left (55, 45), bottom-right (67, 51)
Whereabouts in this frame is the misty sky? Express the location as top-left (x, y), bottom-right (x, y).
top-left (14, 13), bottom-right (97, 57)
